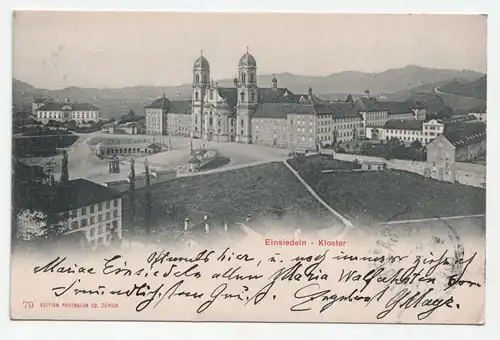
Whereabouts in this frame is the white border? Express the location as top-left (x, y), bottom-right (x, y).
top-left (2, 1), bottom-right (499, 339)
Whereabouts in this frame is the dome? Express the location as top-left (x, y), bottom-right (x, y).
top-left (239, 52), bottom-right (257, 67)
top-left (193, 56), bottom-right (210, 69)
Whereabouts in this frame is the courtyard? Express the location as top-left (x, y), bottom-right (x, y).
top-left (21, 132), bottom-right (290, 185)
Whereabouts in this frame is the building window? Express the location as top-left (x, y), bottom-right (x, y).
top-left (71, 210), bottom-right (78, 218)
top-left (81, 207), bottom-right (87, 215)
top-left (90, 216), bottom-right (95, 224)
top-left (90, 227), bottom-right (96, 237)
top-left (106, 201), bottom-right (111, 209)
top-left (113, 199), bottom-right (118, 207)
top-left (71, 221), bottom-right (78, 230)
top-left (81, 218), bottom-right (88, 227)
top-left (113, 210), bottom-right (118, 218)
top-left (98, 214), bottom-right (103, 222)
top-left (106, 212), bottom-right (111, 220)
top-left (90, 205), bottom-right (95, 214)
top-left (98, 203), bottom-right (103, 211)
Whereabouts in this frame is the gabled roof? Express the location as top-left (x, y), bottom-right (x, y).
top-left (257, 87), bottom-right (302, 104)
top-left (384, 119), bottom-right (423, 131)
top-left (382, 101), bottom-right (413, 114)
top-left (443, 115), bottom-right (478, 123)
top-left (36, 102), bottom-right (99, 111)
top-left (21, 179), bottom-right (122, 213)
top-left (169, 100), bottom-right (192, 114)
top-left (216, 87), bottom-right (237, 107)
top-left (312, 99), bottom-right (361, 118)
top-left (354, 97), bottom-right (388, 112)
top-left (56, 179), bottom-right (122, 211)
top-left (443, 122), bottom-right (486, 147)
top-left (253, 103), bottom-right (315, 119)
top-left (145, 96), bottom-right (172, 109)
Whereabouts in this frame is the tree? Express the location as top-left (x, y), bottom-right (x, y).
top-left (120, 109), bottom-right (139, 124)
top-left (426, 113), bottom-right (438, 121)
top-left (411, 140), bottom-right (423, 150)
top-left (361, 142), bottom-right (373, 155)
top-left (44, 158), bottom-right (57, 186)
top-left (345, 94), bottom-right (353, 102)
top-left (385, 137), bottom-right (405, 160)
top-left (60, 150), bottom-right (69, 184)
top-left (332, 129), bottom-right (338, 147)
top-left (128, 158), bottom-right (136, 229)
top-left (66, 120), bottom-right (77, 130)
top-left (144, 159), bottom-right (152, 234)
top-left (15, 180), bottom-right (70, 249)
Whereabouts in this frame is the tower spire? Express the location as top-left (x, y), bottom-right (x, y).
top-left (246, 46), bottom-right (249, 53)
top-left (201, 49), bottom-right (203, 57)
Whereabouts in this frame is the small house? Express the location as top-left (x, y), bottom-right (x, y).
top-left (361, 160), bottom-right (386, 171)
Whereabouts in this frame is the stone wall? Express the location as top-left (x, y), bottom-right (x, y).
top-left (105, 169), bottom-right (177, 193)
top-left (322, 150), bottom-right (485, 188)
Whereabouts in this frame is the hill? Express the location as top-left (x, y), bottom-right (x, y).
top-left (13, 65), bottom-right (484, 118)
top-left (437, 76), bottom-right (487, 100)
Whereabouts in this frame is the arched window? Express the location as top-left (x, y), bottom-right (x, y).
top-left (195, 74), bottom-right (199, 83)
top-left (195, 92), bottom-right (199, 101)
top-left (240, 92), bottom-right (245, 101)
top-left (241, 73), bottom-right (246, 83)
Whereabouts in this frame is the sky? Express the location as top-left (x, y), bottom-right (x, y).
top-left (12, 12), bottom-right (487, 90)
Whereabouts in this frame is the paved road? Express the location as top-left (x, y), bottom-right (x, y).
top-left (434, 86), bottom-right (479, 100)
top-left (176, 159), bottom-right (284, 178)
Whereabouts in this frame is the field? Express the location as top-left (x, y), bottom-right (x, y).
top-left (288, 155), bottom-right (486, 226)
top-left (122, 162), bottom-right (335, 236)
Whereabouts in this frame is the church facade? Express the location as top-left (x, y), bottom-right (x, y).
top-left (190, 51), bottom-right (309, 144)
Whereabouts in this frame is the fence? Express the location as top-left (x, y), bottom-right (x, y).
top-left (105, 169), bottom-right (177, 193)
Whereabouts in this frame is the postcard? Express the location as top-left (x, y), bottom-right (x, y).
top-left (10, 11), bottom-right (486, 324)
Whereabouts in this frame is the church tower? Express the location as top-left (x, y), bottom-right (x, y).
top-left (191, 51), bottom-right (210, 138)
top-left (272, 74), bottom-right (278, 89)
top-left (236, 48), bottom-right (258, 143)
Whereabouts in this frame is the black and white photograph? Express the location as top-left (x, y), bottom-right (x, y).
top-left (10, 11), bottom-right (487, 324)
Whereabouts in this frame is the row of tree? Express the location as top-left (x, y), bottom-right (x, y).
top-left (12, 150), bottom-right (72, 248)
top-left (358, 138), bottom-right (426, 161)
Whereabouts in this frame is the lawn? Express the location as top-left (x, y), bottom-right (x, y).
top-left (287, 154), bottom-right (360, 173)
top-left (288, 155), bottom-right (486, 225)
top-left (122, 162), bottom-right (334, 236)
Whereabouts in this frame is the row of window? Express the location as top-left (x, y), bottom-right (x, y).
top-left (394, 136), bottom-right (432, 143)
top-left (102, 147), bottom-right (152, 154)
top-left (38, 112), bottom-right (97, 119)
top-left (70, 210), bottom-right (119, 230)
top-left (71, 200), bottom-right (119, 218)
top-left (254, 124), bottom-right (286, 132)
top-left (386, 130), bottom-right (437, 137)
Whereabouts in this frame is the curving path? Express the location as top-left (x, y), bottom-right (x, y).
top-left (282, 160), bottom-right (354, 231)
